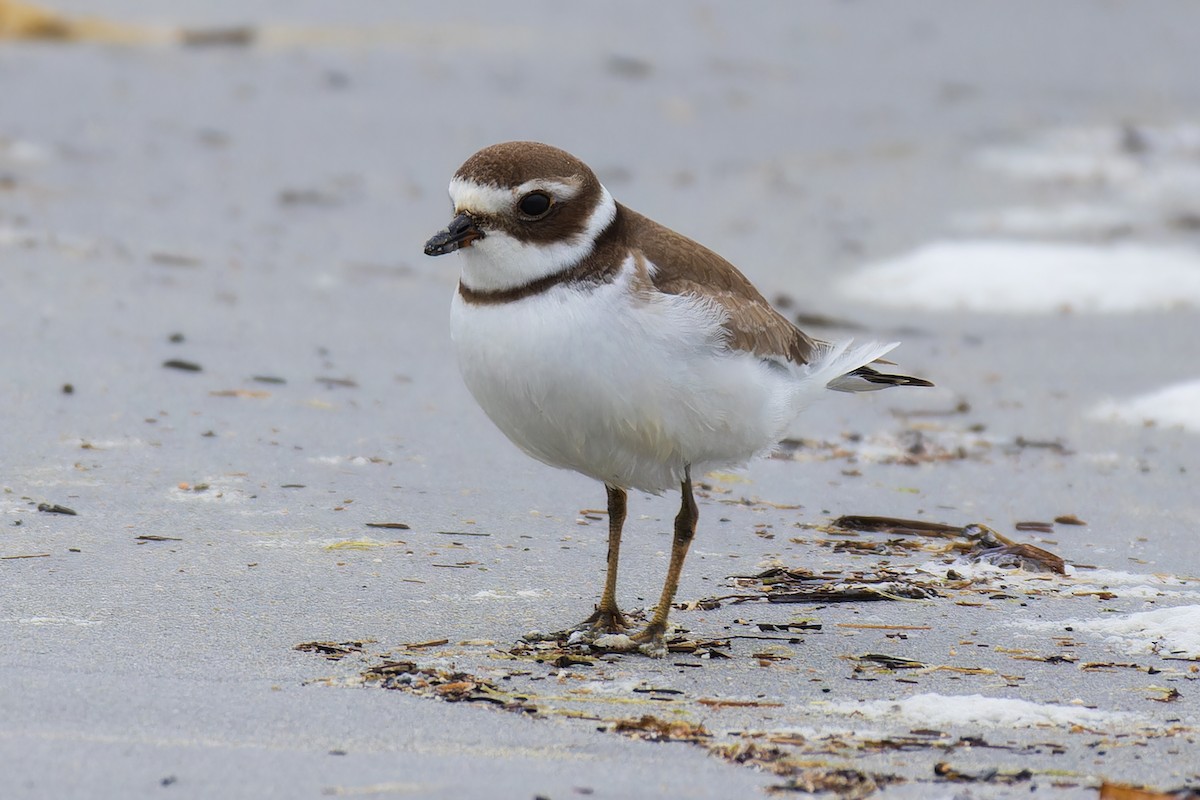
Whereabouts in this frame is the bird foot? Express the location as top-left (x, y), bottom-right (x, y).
top-left (526, 609), bottom-right (668, 656)
top-left (575, 605), bottom-right (629, 635)
top-left (589, 623), bottom-right (668, 657)
top-left (629, 624), bottom-right (667, 658)
top-left (521, 607), bottom-right (631, 646)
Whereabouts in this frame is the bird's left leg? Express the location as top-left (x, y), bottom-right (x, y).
top-left (631, 467), bottom-right (698, 655)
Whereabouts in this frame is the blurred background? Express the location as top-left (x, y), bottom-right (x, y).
top-left (4, 0), bottom-right (1198, 515)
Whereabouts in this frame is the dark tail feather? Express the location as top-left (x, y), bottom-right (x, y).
top-left (827, 364), bottom-right (934, 393)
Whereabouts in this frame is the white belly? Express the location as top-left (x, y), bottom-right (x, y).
top-left (449, 266), bottom-right (803, 493)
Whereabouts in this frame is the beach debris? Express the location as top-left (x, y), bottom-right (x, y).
top-left (294, 640), bottom-right (373, 660)
top-left (179, 26), bottom-right (255, 47)
top-left (36, 503), bottom-right (77, 515)
top-left (1012, 436), bottom-right (1073, 454)
top-left (513, 624), bottom-right (730, 663)
top-left (1099, 782), bottom-right (1200, 800)
top-left (209, 389), bottom-right (270, 398)
top-left (611, 714), bottom-right (710, 743)
top-left (150, 252), bottom-right (202, 268)
top-left (831, 516), bottom-right (962, 537)
top-left (832, 516), bottom-right (1067, 574)
top-left (956, 524), bottom-right (1066, 574)
top-left (316, 376), bottom-right (359, 389)
top-left (296, 503), bottom-right (1183, 798)
top-left (726, 565), bottom-right (941, 604)
top-left (854, 653), bottom-right (926, 670)
top-left (771, 426), bottom-right (992, 466)
top-left (401, 639), bottom-right (449, 651)
top-left (362, 661), bottom-right (535, 711)
top-left (1145, 686), bottom-right (1183, 703)
top-left (768, 765), bottom-right (900, 798)
top-left (323, 538), bottom-right (397, 550)
top-left (0, 0), bottom-right (134, 41)
top-left (933, 761), bottom-right (1033, 785)
top-left (697, 698), bottom-right (782, 709)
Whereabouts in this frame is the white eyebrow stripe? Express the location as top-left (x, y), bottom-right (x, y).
top-left (448, 178), bottom-right (511, 215)
top-left (515, 177), bottom-right (583, 201)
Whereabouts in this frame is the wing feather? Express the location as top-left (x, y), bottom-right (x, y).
top-left (620, 205), bottom-right (816, 364)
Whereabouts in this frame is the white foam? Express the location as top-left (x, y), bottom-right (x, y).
top-left (915, 560), bottom-right (1015, 582)
top-left (473, 589), bottom-right (543, 599)
top-left (1027, 606), bottom-right (1200, 659)
top-left (975, 147), bottom-right (1140, 185)
top-left (576, 678), bottom-right (647, 695)
top-left (838, 240), bottom-right (1200, 313)
top-left (1089, 380), bottom-right (1200, 433)
top-left (826, 693), bottom-right (1136, 730)
top-left (976, 123), bottom-right (1200, 186)
top-left (1064, 567), bottom-right (1200, 599)
top-left (967, 122), bottom-right (1200, 239)
top-left (950, 204), bottom-right (1136, 238)
top-left (916, 560), bottom-right (1200, 601)
top-left (308, 455), bottom-right (379, 466)
top-left (1067, 567), bottom-right (1196, 587)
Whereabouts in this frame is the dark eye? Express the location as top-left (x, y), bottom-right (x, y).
top-left (518, 191), bottom-right (552, 217)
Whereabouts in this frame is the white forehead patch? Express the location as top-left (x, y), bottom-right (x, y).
top-left (448, 176), bottom-right (585, 216)
top-left (448, 178), bottom-right (509, 215)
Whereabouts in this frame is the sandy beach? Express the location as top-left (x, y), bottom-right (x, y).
top-left (3, 2), bottom-right (1199, 797)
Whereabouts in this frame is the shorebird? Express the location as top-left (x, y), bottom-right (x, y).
top-left (425, 141), bottom-right (931, 654)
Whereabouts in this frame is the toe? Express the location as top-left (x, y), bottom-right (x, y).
top-left (577, 607), bottom-right (628, 635)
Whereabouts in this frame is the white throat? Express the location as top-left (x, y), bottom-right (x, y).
top-left (451, 181), bottom-right (617, 293)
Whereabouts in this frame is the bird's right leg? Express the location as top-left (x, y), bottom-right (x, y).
top-left (577, 484), bottom-right (628, 634)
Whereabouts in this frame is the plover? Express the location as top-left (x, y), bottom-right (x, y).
top-left (425, 141), bottom-right (931, 655)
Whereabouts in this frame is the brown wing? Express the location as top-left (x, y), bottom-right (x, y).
top-left (620, 205), bottom-right (816, 365)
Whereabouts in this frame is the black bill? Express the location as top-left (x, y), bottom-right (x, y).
top-left (424, 212), bottom-right (484, 256)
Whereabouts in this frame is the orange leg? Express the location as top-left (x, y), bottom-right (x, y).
top-left (579, 484), bottom-right (628, 633)
top-left (631, 468), bottom-right (697, 650)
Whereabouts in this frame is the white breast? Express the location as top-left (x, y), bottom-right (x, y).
top-left (449, 256), bottom-right (820, 493)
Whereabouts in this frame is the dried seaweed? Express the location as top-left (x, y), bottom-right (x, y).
top-left (831, 516), bottom-right (1068, 574)
top-left (611, 714), bottom-right (710, 742)
top-left (362, 661), bottom-right (535, 711)
top-left (933, 761), bottom-right (1033, 785)
top-left (833, 516), bottom-right (963, 537)
top-left (727, 566), bottom-right (942, 604)
top-left (768, 767), bottom-right (901, 797)
top-left (293, 640), bottom-right (372, 660)
top-left (1099, 782), bottom-right (1200, 800)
